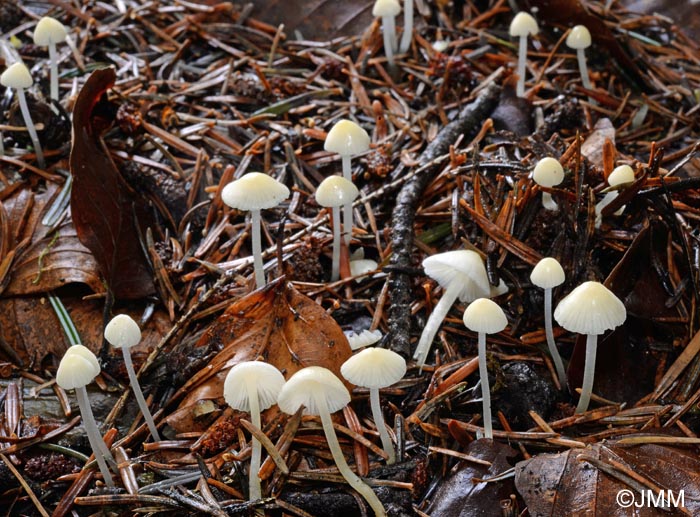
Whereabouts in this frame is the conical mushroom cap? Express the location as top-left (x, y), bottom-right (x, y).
top-left (221, 172), bottom-right (289, 211)
top-left (341, 348), bottom-right (406, 389)
top-left (372, 0), bottom-right (401, 17)
top-left (422, 250), bottom-right (490, 302)
top-left (1, 62), bottom-right (33, 89)
top-left (608, 165), bottom-right (635, 187)
top-left (56, 354), bottom-right (98, 390)
top-left (509, 12), bottom-right (539, 37)
top-left (324, 120), bottom-right (370, 157)
top-left (554, 281), bottom-right (626, 335)
top-left (463, 298), bottom-right (507, 334)
top-left (530, 257), bottom-right (565, 289)
top-left (64, 345), bottom-right (100, 377)
top-left (223, 361), bottom-right (286, 412)
top-left (315, 176), bottom-right (359, 208)
top-left (277, 366), bottom-right (350, 416)
top-left (34, 16), bottom-right (68, 46)
top-left (533, 157), bottom-right (565, 188)
top-left (566, 25), bottom-right (592, 50)
top-left (104, 314), bottom-right (141, 349)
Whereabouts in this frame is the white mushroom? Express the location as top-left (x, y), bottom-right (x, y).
top-left (530, 257), bottom-right (567, 387)
top-left (315, 176), bottom-right (359, 281)
top-left (221, 173), bottom-right (290, 289)
top-left (278, 367), bottom-right (386, 517)
top-left (104, 314), bottom-right (160, 442)
top-left (509, 12), bottom-right (539, 97)
top-left (462, 298), bottom-right (507, 440)
top-left (223, 362), bottom-right (285, 502)
top-left (533, 157), bottom-right (565, 211)
top-left (566, 25), bottom-right (593, 90)
top-left (341, 348), bottom-right (406, 464)
top-left (413, 250), bottom-right (490, 368)
top-left (554, 281), bottom-right (626, 413)
top-left (372, 0), bottom-right (401, 66)
top-left (344, 329), bottom-right (383, 350)
top-left (324, 120), bottom-right (370, 245)
top-left (1, 62), bottom-right (45, 168)
top-left (33, 16), bottom-right (68, 101)
top-left (595, 164), bottom-right (635, 228)
top-left (398, 0), bottom-right (414, 54)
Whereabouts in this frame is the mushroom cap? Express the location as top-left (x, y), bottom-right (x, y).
top-left (1, 62), bottom-right (33, 89)
top-left (462, 298), bottom-right (508, 334)
top-left (422, 250), bottom-right (491, 303)
top-left (608, 165), bottom-right (635, 187)
top-left (350, 258), bottom-right (378, 278)
top-left (372, 0), bottom-right (401, 17)
top-left (34, 16), bottom-right (68, 46)
top-left (530, 257), bottom-right (566, 289)
top-left (221, 172), bottom-right (290, 211)
top-left (324, 120), bottom-right (370, 157)
top-left (64, 345), bottom-right (101, 377)
top-left (315, 176), bottom-right (359, 208)
top-left (566, 25), bottom-right (592, 50)
top-left (223, 361), bottom-right (286, 412)
top-left (345, 329), bottom-right (383, 350)
top-left (509, 12), bottom-right (539, 37)
top-left (277, 366), bottom-right (350, 416)
top-left (554, 281), bottom-right (626, 335)
top-left (56, 353), bottom-right (98, 390)
top-left (341, 347), bottom-right (406, 389)
top-left (533, 157), bottom-right (565, 188)
top-left (104, 314), bottom-right (141, 349)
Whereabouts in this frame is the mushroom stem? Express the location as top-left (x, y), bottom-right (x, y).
top-left (250, 209), bottom-right (265, 289)
top-left (541, 191), bottom-right (558, 211)
top-left (341, 155), bottom-right (353, 245)
top-left (48, 42), bottom-right (59, 101)
top-left (413, 282), bottom-right (460, 368)
top-left (315, 394), bottom-right (386, 517)
top-left (543, 287), bottom-right (567, 387)
top-left (75, 386), bottom-right (115, 487)
top-left (331, 206), bottom-right (341, 281)
top-left (16, 89), bottom-right (45, 169)
top-left (576, 48), bottom-right (592, 90)
top-left (398, 0), bottom-right (413, 53)
top-left (381, 16), bottom-right (396, 65)
top-left (369, 387), bottom-right (395, 464)
top-left (516, 35), bottom-right (528, 97)
top-left (121, 347), bottom-right (161, 441)
top-left (477, 331), bottom-right (493, 439)
top-left (576, 333), bottom-right (598, 413)
top-left (246, 380), bottom-right (263, 501)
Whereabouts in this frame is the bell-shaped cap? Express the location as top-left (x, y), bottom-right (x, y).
top-left (1, 62), bottom-right (33, 89)
top-left (608, 165), bottom-right (635, 187)
top-left (566, 25), bottom-right (592, 50)
top-left (64, 345), bottom-right (101, 377)
top-left (324, 120), bottom-right (370, 157)
top-left (530, 257), bottom-right (565, 289)
top-left (509, 12), bottom-right (539, 37)
top-left (221, 172), bottom-right (290, 211)
top-left (341, 347), bottom-right (406, 389)
top-left (315, 176), bottom-right (359, 208)
top-left (533, 157), bottom-right (565, 188)
top-left (104, 314), bottom-right (141, 349)
top-left (277, 366), bottom-right (350, 416)
top-left (422, 250), bottom-right (490, 303)
top-left (34, 16), bottom-right (68, 46)
top-left (223, 361), bottom-right (286, 412)
top-left (56, 353), bottom-right (98, 390)
top-left (463, 298), bottom-right (508, 334)
top-left (554, 281), bottom-right (626, 335)
top-left (372, 0), bottom-right (401, 17)
top-left (345, 329), bottom-right (383, 350)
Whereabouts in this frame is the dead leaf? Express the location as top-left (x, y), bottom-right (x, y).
top-left (426, 439), bottom-right (519, 517)
top-left (581, 118), bottom-right (615, 171)
top-left (515, 436), bottom-right (700, 516)
top-left (165, 278), bottom-right (352, 434)
top-left (69, 67), bottom-right (156, 300)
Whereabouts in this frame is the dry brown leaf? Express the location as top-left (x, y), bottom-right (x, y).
top-left (165, 278), bottom-right (352, 434)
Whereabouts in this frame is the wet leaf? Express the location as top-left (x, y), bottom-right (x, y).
top-left (69, 67), bottom-right (155, 300)
top-left (515, 436), bottom-right (700, 516)
top-left (426, 439), bottom-right (519, 517)
top-left (165, 278), bottom-right (352, 434)
top-left (232, 0), bottom-right (373, 40)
